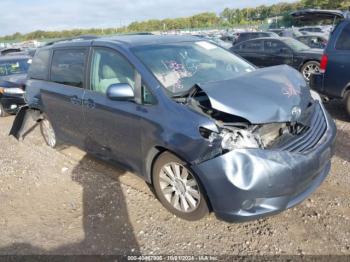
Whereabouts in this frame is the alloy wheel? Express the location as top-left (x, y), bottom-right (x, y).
top-left (159, 162), bottom-right (201, 213)
top-left (41, 118), bottom-right (56, 148)
top-left (302, 62), bottom-right (320, 81)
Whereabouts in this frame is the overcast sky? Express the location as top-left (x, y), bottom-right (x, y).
top-left (0, 0), bottom-right (297, 36)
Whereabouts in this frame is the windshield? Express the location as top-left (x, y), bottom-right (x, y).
top-left (133, 41), bottom-right (255, 95)
top-left (284, 38), bottom-right (310, 51)
top-left (0, 59), bottom-right (30, 77)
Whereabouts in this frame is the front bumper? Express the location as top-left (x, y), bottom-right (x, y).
top-left (0, 95), bottom-right (26, 114)
top-left (192, 102), bottom-right (337, 222)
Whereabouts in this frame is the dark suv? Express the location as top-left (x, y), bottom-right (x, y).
top-left (11, 35), bottom-right (336, 222)
top-left (292, 9), bottom-right (350, 116)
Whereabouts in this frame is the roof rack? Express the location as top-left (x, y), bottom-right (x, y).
top-left (45, 35), bottom-right (99, 46)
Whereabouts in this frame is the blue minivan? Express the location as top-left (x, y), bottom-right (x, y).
top-left (11, 35), bottom-right (336, 222)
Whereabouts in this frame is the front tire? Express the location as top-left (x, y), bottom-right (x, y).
top-left (301, 61), bottom-right (320, 82)
top-left (40, 115), bottom-right (58, 148)
top-left (152, 152), bottom-right (209, 221)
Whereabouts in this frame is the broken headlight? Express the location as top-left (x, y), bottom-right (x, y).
top-left (220, 129), bottom-right (261, 150)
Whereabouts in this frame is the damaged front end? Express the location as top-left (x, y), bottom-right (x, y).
top-left (174, 65), bottom-right (337, 222)
top-left (177, 66), bottom-right (318, 158)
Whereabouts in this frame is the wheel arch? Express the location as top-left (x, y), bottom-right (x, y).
top-left (298, 59), bottom-right (320, 71)
top-left (145, 146), bottom-right (213, 211)
top-left (145, 145), bottom-right (184, 184)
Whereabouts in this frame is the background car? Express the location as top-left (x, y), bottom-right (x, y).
top-left (231, 37), bottom-right (322, 81)
top-left (0, 55), bottom-right (30, 117)
top-left (297, 34), bottom-right (328, 49)
top-left (298, 26), bottom-right (327, 35)
top-left (278, 28), bottom-right (303, 38)
top-left (232, 31), bottom-right (279, 45)
top-left (298, 10), bottom-right (350, 116)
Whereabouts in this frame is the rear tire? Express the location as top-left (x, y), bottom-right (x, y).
top-left (152, 152), bottom-right (209, 221)
top-left (40, 114), bottom-right (59, 148)
top-left (344, 91), bottom-right (350, 117)
top-left (0, 103), bottom-right (8, 117)
top-left (301, 61), bottom-right (320, 82)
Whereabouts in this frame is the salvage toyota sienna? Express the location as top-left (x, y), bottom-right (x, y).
top-left (11, 35), bottom-right (336, 222)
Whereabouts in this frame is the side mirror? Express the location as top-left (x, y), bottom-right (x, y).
top-left (106, 83), bottom-right (134, 101)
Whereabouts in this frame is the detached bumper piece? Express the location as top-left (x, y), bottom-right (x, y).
top-left (9, 106), bottom-right (42, 140)
top-left (192, 102), bottom-right (336, 222)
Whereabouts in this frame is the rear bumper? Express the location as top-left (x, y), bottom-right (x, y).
top-left (0, 95), bottom-right (26, 113)
top-left (310, 73), bottom-right (345, 99)
top-left (192, 102), bottom-right (336, 222)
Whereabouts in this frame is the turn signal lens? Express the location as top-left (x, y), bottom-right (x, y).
top-left (0, 87), bottom-right (4, 94)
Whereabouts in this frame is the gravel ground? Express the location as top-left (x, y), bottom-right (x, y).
top-left (0, 101), bottom-right (349, 256)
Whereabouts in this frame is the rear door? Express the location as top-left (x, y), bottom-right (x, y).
top-left (82, 47), bottom-right (142, 170)
top-left (41, 48), bottom-right (87, 146)
top-left (263, 39), bottom-right (293, 67)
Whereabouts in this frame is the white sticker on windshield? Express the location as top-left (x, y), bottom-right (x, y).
top-left (195, 41), bottom-right (217, 50)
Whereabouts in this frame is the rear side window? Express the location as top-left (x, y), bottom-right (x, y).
top-left (336, 23), bottom-right (350, 50)
top-left (50, 49), bottom-right (86, 88)
top-left (240, 40), bottom-right (262, 51)
top-left (28, 49), bottom-right (51, 80)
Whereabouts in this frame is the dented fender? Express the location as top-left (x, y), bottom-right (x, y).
top-left (191, 105), bottom-right (337, 222)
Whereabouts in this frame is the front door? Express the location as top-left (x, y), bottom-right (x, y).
top-left (83, 47), bottom-right (142, 170)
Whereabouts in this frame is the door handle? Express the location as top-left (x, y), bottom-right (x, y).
top-left (83, 99), bottom-right (95, 109)
top-left (70, 96), bottom-right (82, 105)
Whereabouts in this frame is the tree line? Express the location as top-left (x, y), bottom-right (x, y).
top-left (0, 0), bottom-right (348, 42)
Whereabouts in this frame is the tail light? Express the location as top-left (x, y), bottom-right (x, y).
top-left (320, 54), bottom-right (328, 73)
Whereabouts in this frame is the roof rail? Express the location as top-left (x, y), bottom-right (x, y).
top-left (45, 35), bottom-right (99, 46)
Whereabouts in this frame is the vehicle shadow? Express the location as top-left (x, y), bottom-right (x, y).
top-left (0, 154), bottom-right (140, 256)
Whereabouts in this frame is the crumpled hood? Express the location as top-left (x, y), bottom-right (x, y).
top-left (197, 65), bottom-right (312, 124)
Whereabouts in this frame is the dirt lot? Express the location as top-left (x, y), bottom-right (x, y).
top-left (0, 101), bottom-right (349, 256)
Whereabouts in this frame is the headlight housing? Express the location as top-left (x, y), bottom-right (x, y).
top-left (220, 129), bottom-right (261, 150)
top-left (2, 88), bottom-right (25, 95)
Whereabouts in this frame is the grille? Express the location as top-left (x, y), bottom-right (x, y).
top-left (281, 103), bottom-right (327, 153)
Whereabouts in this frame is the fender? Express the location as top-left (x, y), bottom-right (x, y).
top-left (9, 106), bottom-right (42, 140)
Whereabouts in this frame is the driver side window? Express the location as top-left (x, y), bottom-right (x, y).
top-left (90, 48), bottom-right (135, 94)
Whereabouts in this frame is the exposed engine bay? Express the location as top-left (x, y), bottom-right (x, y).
top-left (175, 86), bottom-right (311, 152)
